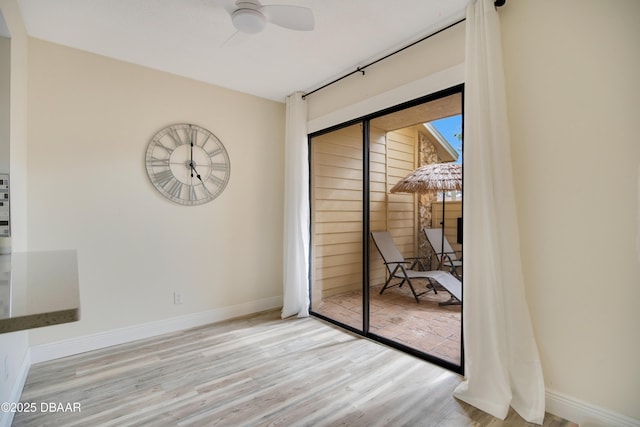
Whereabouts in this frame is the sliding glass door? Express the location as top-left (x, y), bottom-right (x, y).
top-left (309, 122), bottom-right (364, 332)
top-left (310, 86), bottom-right (463, 373)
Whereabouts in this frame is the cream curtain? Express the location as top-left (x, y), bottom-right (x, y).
top-left (454, 0), bottom-right (546, 423)
top-left (281, 92), bottom-right (310, 318)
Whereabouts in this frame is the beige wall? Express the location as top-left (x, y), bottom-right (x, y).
top-left (306, 0), bottom-right (640, 422)
top-left (502, 0), bottom-right (640, 420)
top-left (307, 24), bottom-right (466, 124)
top-left (25, 39), bottom-right (286, 345)
top-left (307, 24), bottom-right (466, 133)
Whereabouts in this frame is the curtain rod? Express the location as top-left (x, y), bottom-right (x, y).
top-left (301, 0), bottom-right (506, 100)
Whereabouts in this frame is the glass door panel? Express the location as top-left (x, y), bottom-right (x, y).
top-left (310, 123), bottom-right (364, 331)
top-left (368, 93), bottom-right (463, 369)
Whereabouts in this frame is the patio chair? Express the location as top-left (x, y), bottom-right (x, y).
top-left (370, 231), bottom-right (462, 304)
top-left (423, 228), bottom-right (463, 279)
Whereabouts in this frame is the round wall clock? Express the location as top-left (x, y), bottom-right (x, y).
top-left (145, 123), bottom-right (230, 205)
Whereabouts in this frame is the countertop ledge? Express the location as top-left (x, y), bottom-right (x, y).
top-left (0, 250), bottom-right (80, 334)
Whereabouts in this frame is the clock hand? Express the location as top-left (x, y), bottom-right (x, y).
top-left (189, 129), bottom-right (206, 184)
top-left (190, 136), bottom-right (195, 178)
top-left (189, 162), bottom-right (203, 183)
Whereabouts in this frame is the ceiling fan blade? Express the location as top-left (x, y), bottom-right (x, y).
top-left (262, 5), bottom-right (314, 31)
top-left (210, 0), bottom-right (238, 15)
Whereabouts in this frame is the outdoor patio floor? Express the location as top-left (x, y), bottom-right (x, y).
top-left (313, 281), bottom-right (462, 366)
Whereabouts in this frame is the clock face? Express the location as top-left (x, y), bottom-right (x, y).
top-left (145, 124), bottom-right (230, 205)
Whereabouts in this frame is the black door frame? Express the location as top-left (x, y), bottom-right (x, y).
top-left (308, 84), bottom-right (464, 375)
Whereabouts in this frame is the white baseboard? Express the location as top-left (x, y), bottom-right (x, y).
top-left (30, 296), bottom-right (282, 364)
top-left (546, 389), bottom-right (640, 427)
top-left (0, 349), bottom-right (31, 427)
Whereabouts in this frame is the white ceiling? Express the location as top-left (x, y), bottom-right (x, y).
top-left (16, 0), bottom-right (468, 102)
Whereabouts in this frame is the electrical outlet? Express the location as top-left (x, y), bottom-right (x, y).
top-left (173, 292), bottom-right (183, 305)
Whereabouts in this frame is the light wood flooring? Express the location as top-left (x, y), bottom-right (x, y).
top-left (14, 310), bottom-right (574, 427)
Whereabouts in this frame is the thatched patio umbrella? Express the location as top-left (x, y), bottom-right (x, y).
top-left (390, 162), bottom-right (462, 194)
top-left (390, 162), bottom-right (462, 267)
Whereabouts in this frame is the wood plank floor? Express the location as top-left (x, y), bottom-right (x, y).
top-left (14, 310), bottom-right (574, 427)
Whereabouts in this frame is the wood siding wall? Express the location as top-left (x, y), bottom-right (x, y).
top-left (385, 127), bottom-right (419, 256)
top-left (311, 125), bottom-right (363, 302)
top-left (370, 126), bottom-right (420, 286)
top-left (311, 125), bottom-right (420, 300)
top-left (369, 126), bottom-right (387, 286)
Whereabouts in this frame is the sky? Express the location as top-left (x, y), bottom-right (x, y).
top-left (430, 115), bottom-right (462, 164)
